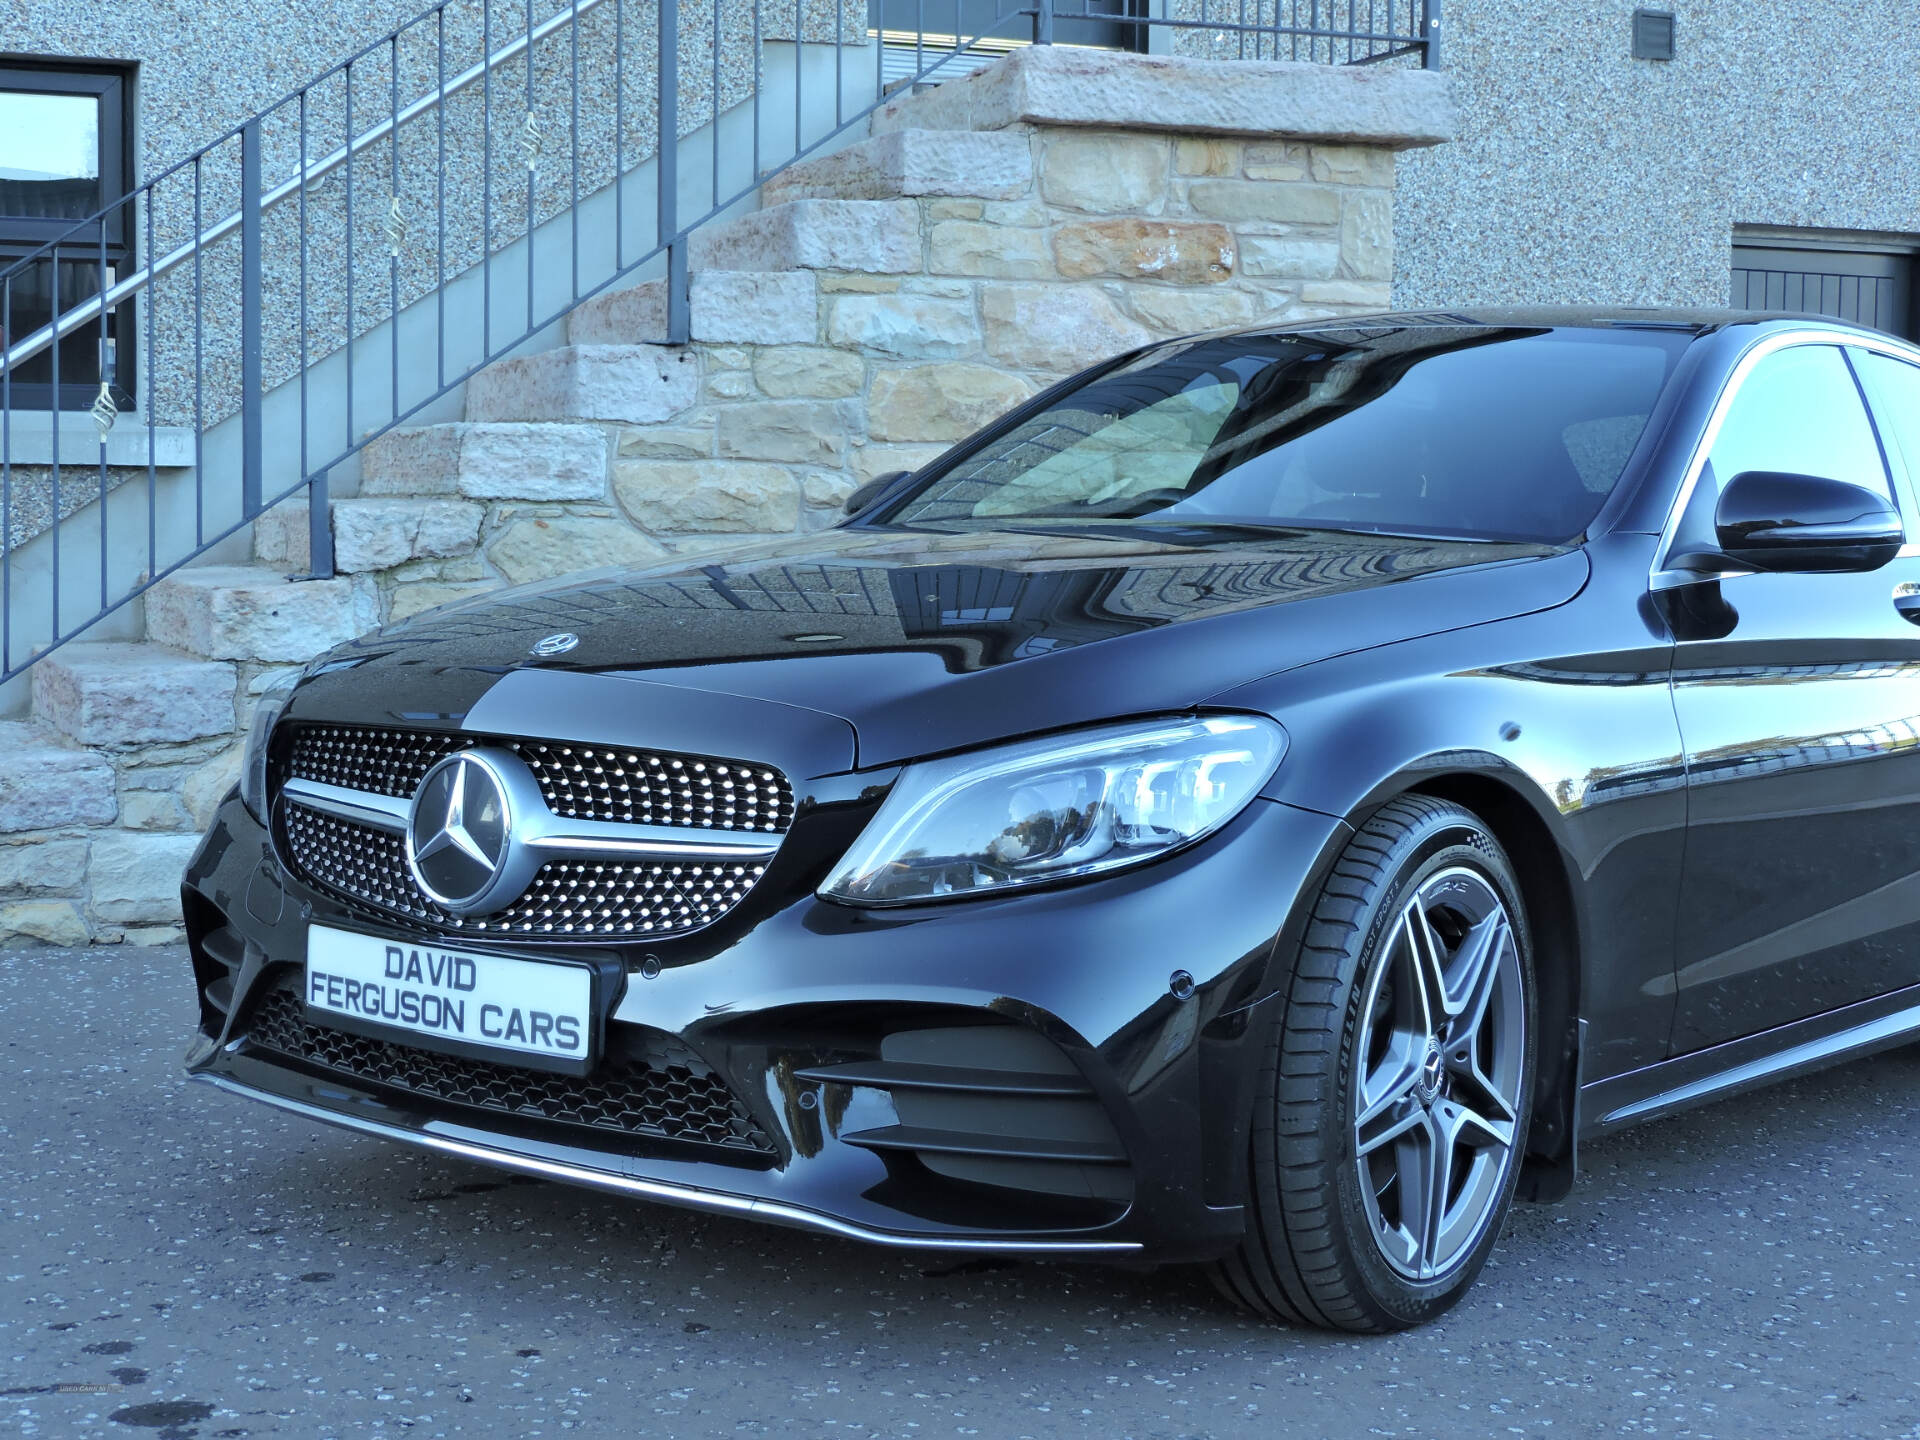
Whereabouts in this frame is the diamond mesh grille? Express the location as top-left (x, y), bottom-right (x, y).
top-left (515, 741), bottom-right (791, 832)
top-left (286, 726), bottom-right (470, 799)
top-left (245, 980), bottom-right (775, 1155)
top-left (286, 725), bottom-right (794, 832)
top-left (282, 804), bottom-right (767, 938)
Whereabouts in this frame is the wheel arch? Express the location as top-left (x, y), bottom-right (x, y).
top-left (1352, 760), bottom-right (1587, 1198)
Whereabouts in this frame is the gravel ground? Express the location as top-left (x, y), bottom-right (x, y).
top-left (3, 942), bottom-right (1917, 1440)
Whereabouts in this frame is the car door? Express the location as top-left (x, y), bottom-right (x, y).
top-left (1664, 340), bottom-right (1920, 1054)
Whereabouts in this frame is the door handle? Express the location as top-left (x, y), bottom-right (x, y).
top-left (1895, 582), bottom-right (1920, 625)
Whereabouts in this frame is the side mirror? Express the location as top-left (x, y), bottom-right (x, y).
top-left (1712, 470), bottom-right (1904, 574)
top-left (843, 470), bottom-right (910, 517)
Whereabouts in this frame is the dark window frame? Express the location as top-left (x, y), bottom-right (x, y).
top-left (0, 58), bottom-right (136, 412)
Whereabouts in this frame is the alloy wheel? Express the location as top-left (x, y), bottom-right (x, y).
top-left (1351, 866), bottom-right (1526, 1281)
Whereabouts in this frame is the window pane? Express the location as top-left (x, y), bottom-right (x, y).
top-left (0, 91), bottom-right (102, 220)
top-left (0, 256), bottom-right (116, 393)
top-left (1705, 345), bottom-right (1891, 500)
top-left (889, 327), bottom-right (1688, 545)
top-left (1856, 353), bottom-right (1920, 490)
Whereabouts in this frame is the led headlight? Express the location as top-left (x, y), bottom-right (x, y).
top-left (238, 676), bottom-right (297, 823)
top-left (820, 715), bottom-right (1286, 906)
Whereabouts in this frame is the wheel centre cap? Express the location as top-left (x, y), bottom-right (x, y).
top-left (1419, 1043), bottom-right (1446, 1104)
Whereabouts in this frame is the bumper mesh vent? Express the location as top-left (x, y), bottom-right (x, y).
top-left (282, 804), bottom-right (766, 938)
top-left (287, 725), bottom-right (794, 833)
top-left (245, 981), bottom-right (775, 1155)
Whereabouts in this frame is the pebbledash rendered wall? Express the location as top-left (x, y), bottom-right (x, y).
top-left (1393, 0), bottom-right (1920, 308)
top-left (0, 47), bottom-right (1451, 945)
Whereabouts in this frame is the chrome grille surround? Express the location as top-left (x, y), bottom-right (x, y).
top-left (276, 723), bottom-right (790, 939)
top-left (288, 724), bottom-right (794, 832)
top-left (281, 804), bottom-right (770, 938)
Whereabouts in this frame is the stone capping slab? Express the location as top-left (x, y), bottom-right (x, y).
top-left (868, 46), bottom-right (1454, 149)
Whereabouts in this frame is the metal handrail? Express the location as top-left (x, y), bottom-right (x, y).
top-left (0, 0), bottom-right (610, 376)
top-left (0, 0), bottom-right (1436, 685)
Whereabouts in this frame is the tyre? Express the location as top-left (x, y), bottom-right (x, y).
top-left (1208, 795), bottom-right (1538, 1331)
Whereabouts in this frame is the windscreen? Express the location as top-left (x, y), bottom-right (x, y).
top-left (881, 326), bottom-right (1692, 544)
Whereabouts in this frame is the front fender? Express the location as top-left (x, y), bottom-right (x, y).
top-left (1206, 542), bottom-right (1685, 1083)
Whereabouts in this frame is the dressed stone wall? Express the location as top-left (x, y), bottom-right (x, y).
top-left (0, 47), bottom-right (1452, 943)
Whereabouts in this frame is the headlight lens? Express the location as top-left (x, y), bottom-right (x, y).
top-left (820, 715), bottom-right (1285, 906)
top-left (238, 677), bottom-right (297, 823)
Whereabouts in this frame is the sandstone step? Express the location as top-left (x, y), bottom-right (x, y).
top-left (0, 720), bottom-right (117, 834)
top-left (569, 270), bottom-right (817, 347)
top-left (145, 565), bottom-right (379, 663)
top-left (30, 642), bottom-right (238, 747)
top-left (688, 199), bottom-right (921, 275)
top-left (254, 496), bottom-right (484, 574)
top-left (464, 345), bottom-right (699, 425)
top-left (758, 129), bottom-right (1033, 205)
top-left (360, 422), bottom-right (609, 501)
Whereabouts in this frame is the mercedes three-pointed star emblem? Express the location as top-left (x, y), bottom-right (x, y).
top-left (406, 751), bottom-right (517, 913)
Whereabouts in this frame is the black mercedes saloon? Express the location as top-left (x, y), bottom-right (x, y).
top-left (183, 308), bottom-right (1920, 1332)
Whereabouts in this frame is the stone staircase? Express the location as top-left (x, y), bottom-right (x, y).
top-left (0, 46), bottom-right (1441, 944)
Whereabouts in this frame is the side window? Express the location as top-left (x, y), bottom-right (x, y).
top-left (1854, 351), bottom-right (1920, 503)
top-left (1704, 344), bottom-right (1894, 504)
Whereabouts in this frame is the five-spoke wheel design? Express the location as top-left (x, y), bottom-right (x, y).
top-left (1352, 866), bottom-right (1526, 1281)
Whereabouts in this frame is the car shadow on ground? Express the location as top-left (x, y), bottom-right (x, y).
top-left (224, 1038), bottom-right (1920, 1345)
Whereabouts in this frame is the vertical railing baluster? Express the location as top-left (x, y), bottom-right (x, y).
top-left (615, 0), bottom-right (626, 271)
top-left (145, 183), bottom-right (156, 587)
top-left (345, 62), bottom-right (357, 456)
top-left (755, 0), bottom-right (764, 191)
top-left (97, 217), bottom-right (109, 611)
top-left (1037, 0), bottom-right (1054, 44)
top-left (300, 88), bottom-right (311, 512)
top-left (300, 84), bottom-right (329, 579)
top-left (390, 35), bottom-right (402, 426)
top-left (483, 0), bottom-right (494, 358)
top-left (660, 0), bottom-right (687, 342)
top-left (711, 0), bottom-right (720, 209)
top-left (309, 465), bottom-right (335, 577)
top-left (436, 5), bottom-right (446, 390)
top-left (241, 119), bottom-right (264, 523)
top-left (1423, 0), bottom-right (1440, 66)
top-left (570, 0), bottom-right (580, 305)
top-left (192, 158), bottom-right (204, 549)
top-left (525, 0), bottom-right (536, 334)
top-left (49, 239), bottom-right (60, 644)
top-left (3, 276), bottom-right (11, 675)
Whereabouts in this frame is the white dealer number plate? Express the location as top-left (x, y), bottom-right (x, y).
top-left (305, 925), bottom-right (592, 1063)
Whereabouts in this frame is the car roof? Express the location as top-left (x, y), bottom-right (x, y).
top-left (1225, 305), bottom-right (1905, 343)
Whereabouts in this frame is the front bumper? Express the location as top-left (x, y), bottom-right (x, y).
top-left (183, 790), bottom-right (1348, 1261)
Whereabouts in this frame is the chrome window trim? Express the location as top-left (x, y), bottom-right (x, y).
top-left (1648, 325), bottom-right (1920, 591)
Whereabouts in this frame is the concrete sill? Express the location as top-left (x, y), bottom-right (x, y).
top-left (2, 412), bottom-right (197, 470)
